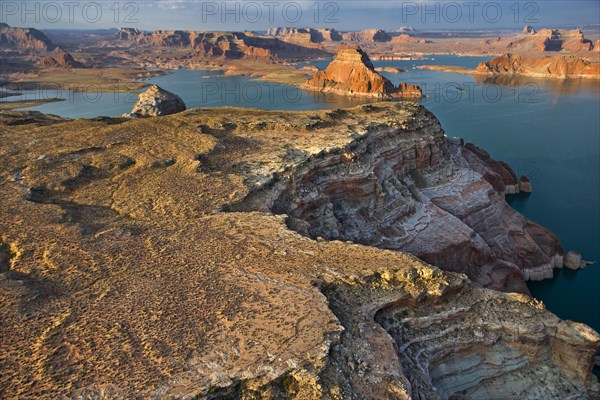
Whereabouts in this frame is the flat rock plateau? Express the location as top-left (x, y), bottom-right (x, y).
top-left (1, 103), bottom-right (599, 399)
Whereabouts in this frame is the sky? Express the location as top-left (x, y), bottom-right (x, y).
top-left (1, 0), bottom-right (599, 32)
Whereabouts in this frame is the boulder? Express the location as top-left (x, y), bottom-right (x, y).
top-left (124, 85), bottom-right (186, 118)
top-left (564, 251), bottom-right (584, 270)
top-left (519, 175), bottom-right (532, 193)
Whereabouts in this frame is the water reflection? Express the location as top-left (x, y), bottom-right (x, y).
top-left (474, 74), bottom-right (600, 97)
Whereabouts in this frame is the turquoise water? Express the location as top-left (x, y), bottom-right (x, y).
top-left (2, 69), bottom-right (372, 118)
top-left (3, 56), bottom-right (599, 335)
top-left (373, 56), bottom-right (600, 333)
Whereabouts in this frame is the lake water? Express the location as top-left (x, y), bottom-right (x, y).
top-left (3, 55), bottom-right (599, 336)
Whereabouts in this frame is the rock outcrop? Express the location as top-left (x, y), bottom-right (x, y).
top-left (476, 53), bottom-right (600, 79)
top-left (373, 281), bottom-right (600, 399)
top-left (267, 27), bottom-right (394, 45)
top-left (1, 104), bottom-right (598, 399)
top-left (0, 23), bottom-right (55, 52)
top-left (266, 27), bottom-right (342, 47)
top-left (234, 103), bottom-right (564, 293)
top-left (124, 85), bottom-right (186, 117)
top-left (342, 29), bottom-right (392, 43)
top-left (508, 28), bottom-right (595, 53)
top-left (390, 33), bottom-right (420, 44)
top-left (564, 251), bottom-right (586, 270)
top-left (36, 50), bottom-right (83, 68)
top-left (302, 47), bottom-right (423, 98)
top-left (114, 27), bottom-right (144, 41)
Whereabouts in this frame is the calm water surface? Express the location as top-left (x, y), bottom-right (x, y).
top-left (4, 55), bottom-right (599, 335)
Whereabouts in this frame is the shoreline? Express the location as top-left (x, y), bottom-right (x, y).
top-left (419, 64), bottom-right (600, 80)
top-left (0, 97), bottom-right (64, 110)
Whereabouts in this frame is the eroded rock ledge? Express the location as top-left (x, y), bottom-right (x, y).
top-left (324, 269), bottom-right (600, 399)
top-left (232, 103), bottom-right (563, 293)
top-left (0, 105), bottom-right (597, 399)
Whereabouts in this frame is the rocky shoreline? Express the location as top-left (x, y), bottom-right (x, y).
top-left (421, 53), bottom-right (600, 80)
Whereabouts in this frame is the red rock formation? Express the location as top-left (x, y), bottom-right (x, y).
top-left (508, 28), bottom-right (594, 53)
top-left (114, 28), bottom-right (325, 61)
top-left (236, 104), bottom-right (564, 293)
top-left (476, 53), bottom-right (600, 79)
top-left (302, 47), bottom-right (423, 98)
top-left (36, 51), bottom-right (83, 68)
top-left (390, 34), bottom-right (419, 44)
top-left (0, 23), bottom-right (55, 52)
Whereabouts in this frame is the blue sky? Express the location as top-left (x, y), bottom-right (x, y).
top-left (1, 1), bottom-right (599, 31)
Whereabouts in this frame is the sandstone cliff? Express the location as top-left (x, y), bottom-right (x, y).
top-left (114, 28), bottom-right (326, 61)
top-left (233, 104), bottom-right (562, 292)
top-left (507, 28), bottom-right (595, 53)
top-left (124, 84), bottom-right (186, 117)
top-left (266, 27), bottom-right (342, 47)
top-left (0, 104), bottom-right (598, 399)
top-left (0, 23), bottom-right (55, 52)
top-left (267, 27), bottom-right (394, 46)
top-left (476, 53), bottom-right (600, 79)
top-left (342, 29), bottom-right (392, 43)
top-left (302, 47), bottom-right (423, 98)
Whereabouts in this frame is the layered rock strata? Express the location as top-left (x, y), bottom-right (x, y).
top-left (233, 104), bottom-right (563, 292)
top-left (113, 28), bottom-right (326, 61)
top-left (1, 104), bottom-right (597, 399)
top-left (302, 48), bottom-right (423, 98)
top-left (320, 270), bottom-right (600, 399)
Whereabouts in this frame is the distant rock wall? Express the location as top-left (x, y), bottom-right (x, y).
top-left (113, 28), bottom-right (326, 60)
top-left (0, 23), bottom-right (55, 52)
top-left (507, 28), bottom-right (595, 53)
